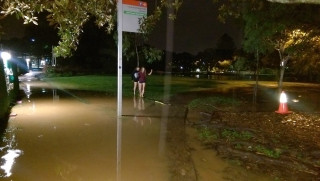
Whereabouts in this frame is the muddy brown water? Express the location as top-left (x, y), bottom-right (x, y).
top-left (0, 78), bottom-right (293, 180)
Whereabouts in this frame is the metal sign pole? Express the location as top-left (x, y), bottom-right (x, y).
top-left (117, 0), bottom-right (123, 117)
top-left (117, 1), bottom-right (123, 181)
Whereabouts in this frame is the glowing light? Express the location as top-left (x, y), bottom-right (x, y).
top-left (1, 52), bottom-right (11, 67)
top-left (1, 52), bottom-right (11, 62)
top-left (1, 149), bottom-right (22, 177)
top-left (292, 99), bottom-right (299, 103)
top-left (196, 68), bottom-right (200, 72)
top-left (26, 58), bottom-right (30, 69)
top-left (26, 84), bottom-right (31, 93)
top-left (279, 91), bottom-right (287, 103)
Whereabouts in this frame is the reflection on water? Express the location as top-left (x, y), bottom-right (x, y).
top-left (1, 79), bottom-right (287, 180)
top-left (1, 149), bottom-right (22, 177)
top-left (132, 97), bottom-right (153, 126)
top-left (0, 128), bottom-right (23, 178)
top-left (3, 82), bottom-right (170, 180)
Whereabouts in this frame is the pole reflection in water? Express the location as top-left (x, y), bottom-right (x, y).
top-left (0, 128), bottom-right (22, 178)
top-left (53, 89), bottom-right (59, 103)
top-left (117, 116), bottom-right (122, 181)
top-left (7, 81), bottom-right (170, 180)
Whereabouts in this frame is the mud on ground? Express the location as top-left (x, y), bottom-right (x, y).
top-left (184, 109), bottom-right (320, 180)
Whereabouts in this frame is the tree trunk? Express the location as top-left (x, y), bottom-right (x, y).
top-left (277, 49), bottom-right (289, 93)
top-left (0, 58), bottom-right (9, 119)
top-left (253, 48), bottom-right (259, 107)
top-left (135, 34), bottom-right (140, 67)
top-left (279, 64), bottom-right (285, 92)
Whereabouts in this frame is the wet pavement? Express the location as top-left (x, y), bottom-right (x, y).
top-left (1, 72), bottom-right (318, 180)
top-left (0, 75), bottom-right (170, 180)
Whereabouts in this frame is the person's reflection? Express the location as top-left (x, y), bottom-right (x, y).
top-left (138, 97), bottom-right (145, 111)
top-left (133, 96), bottom-right (138, 123)
top-left (132, 97), bottom-right (152, 126)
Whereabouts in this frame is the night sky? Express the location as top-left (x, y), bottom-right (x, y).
top-left (148, 0), bottom-right (242, 54)
top-left (1, 0), bottom-right (242, 55)
top-left (1, 15), bottom-right (25, 39)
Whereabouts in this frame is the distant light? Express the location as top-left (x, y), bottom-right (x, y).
top-left (279, 92), bottom-right (287, 103)
top-left (180, 66), bottom-right (183, 70)
top-left (196, 68), bottom-right (200, 72)
top-left (292, 99), bottom-right (299, 103)
top-left (26, 58), bottom-right (30, 69)
top-left (1, 52), bottom-right (11, 61)
top-left (31, 38), bottom-right (35, 42)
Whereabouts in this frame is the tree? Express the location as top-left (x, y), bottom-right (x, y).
top-left (0, 0), bottom-right (182, 57)
top-left (215, 33), bottom-right (236, 61)
top-left (0, 0), bottom-right (183, 120)
top-left (122, 32), bottom-right (163, 68)
top-left (172, 52), bottom-right (194, 73)
top-left (215, 0), bottom-right (320, 89)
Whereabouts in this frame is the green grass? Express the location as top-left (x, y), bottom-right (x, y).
top-left (44, 74), bottom-right (220, 100)
top-left (198, 126), bottom-right (218, 143)
top-left (221, 129), bottom-right (254, 141)
top-left (254, 145), bottom-right (282, 158)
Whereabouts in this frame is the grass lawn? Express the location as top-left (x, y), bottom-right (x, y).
top-left (44, 74), bottom-right (222, 100)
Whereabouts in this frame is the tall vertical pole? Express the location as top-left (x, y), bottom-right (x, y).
top-left (117, 0), bottom-right (123, 181)
top-left (117, 0), bottom-right (123, 117)
top-left (159, 0), bottom-right (174, 155)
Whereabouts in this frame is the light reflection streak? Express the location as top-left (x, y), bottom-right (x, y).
top-left (1, 149), bottom-right (22, 177)
top-left (116, 116), bottom-right (122, 181)
top-left (0, 128), bottom-right (23, 178)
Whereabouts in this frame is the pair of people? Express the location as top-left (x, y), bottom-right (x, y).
top-left (132, 66), bottom-right (152, 97)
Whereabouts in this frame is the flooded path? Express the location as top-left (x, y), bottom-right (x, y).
top-left (0, 73), bottom-right (297, 181)
top-left (1, 79), bottom-right (170, 180)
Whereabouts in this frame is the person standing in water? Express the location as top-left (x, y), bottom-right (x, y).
top-left (131, 67), bottom-right (140, 95)
top-left (138, 67), bottom-right (152, 98)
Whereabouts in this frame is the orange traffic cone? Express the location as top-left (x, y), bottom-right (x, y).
top-left (275, 91), bottom-right (292, 114)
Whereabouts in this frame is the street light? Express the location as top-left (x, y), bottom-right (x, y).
top-left (1, 52), bottom-right (11, 66)
top-left (1, 52), bottom-right (11, 61)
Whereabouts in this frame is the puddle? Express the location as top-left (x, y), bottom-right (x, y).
top-left (0, 80), bottom-right (295, 180)
top-left (2, 82), bottom-right (170, 180)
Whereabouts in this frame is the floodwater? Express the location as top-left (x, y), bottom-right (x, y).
top-left (1, 79), bottom-right (170, 181)
top-left (0, 73), bottom-right (280, 181)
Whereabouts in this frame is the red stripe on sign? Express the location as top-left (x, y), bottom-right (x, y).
top-left (123, 0), bottom-right (147, 7)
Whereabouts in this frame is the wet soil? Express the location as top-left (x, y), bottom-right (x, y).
top-left (169, 84), bottom-right (320, 180)
top-left (5, 78), bottom-right (320, 180)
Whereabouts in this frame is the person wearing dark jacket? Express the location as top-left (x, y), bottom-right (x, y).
top-left (132, 67), bottom-right (140, 95)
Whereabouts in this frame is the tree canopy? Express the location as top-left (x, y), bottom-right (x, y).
top-left (0, 0), bottom-right (182, 57)
top-left (216, 0), bottom-right (320, 61)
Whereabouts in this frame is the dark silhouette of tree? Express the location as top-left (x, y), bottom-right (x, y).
top-left (172, 52), bottom-right (195, 73)
top-left (215, 33), bottom-right (236, 61)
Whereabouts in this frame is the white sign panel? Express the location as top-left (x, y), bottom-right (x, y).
top-left (123, 0), bottom-right (147, 33)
